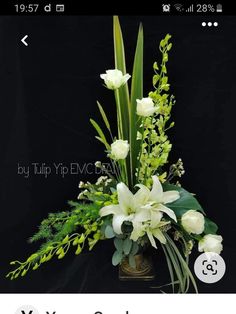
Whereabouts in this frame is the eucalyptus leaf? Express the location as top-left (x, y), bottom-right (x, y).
top-left (123, 238), bottom-right (132, 255)
top-left (105, 225), bottom-right (115, 239)
top-left (163, 183), bottom-right (205, 217)
top-left (112, 250), bottom-right (123, 266)
top-left (110, 187), bottom-right (116, 193)
top-left (114, 237), bottom-right (123, 252)
top-left (130, 242), bottom-right (139, 255)
top-left (128, 254), bottom-right (136, 268)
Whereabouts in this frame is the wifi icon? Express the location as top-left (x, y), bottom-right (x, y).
top-left (174, 3), bottom-right (184, 12)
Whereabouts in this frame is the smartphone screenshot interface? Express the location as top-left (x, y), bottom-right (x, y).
top-left (0, 1), bottom-right (235, 312)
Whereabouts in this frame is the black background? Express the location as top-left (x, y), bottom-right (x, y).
top-left (0, 15), bottom-right (236, 293)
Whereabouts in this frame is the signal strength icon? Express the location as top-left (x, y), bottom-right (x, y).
top-left (186, 4), bottom-right (194, 12)
top-left (174, 3), bottom-right (184, 12)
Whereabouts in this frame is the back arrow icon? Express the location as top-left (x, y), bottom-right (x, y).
top-left (21, 35), bottom-right (28, 46)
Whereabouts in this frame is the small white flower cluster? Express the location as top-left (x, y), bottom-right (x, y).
top-left (176, 158), bottom-right (185, 177)
top-left (167, 158), bottom-right (185, 181)
top-left (77, 189), bottom-right (89, 200)
top-left (78, 181), bottom-right (85, 188)
top-left (95, 161), bottom-right (102, 168)
top-left (95, 176), bottom-right (112, 186)
top-left (170, 158), bottom-right (185, 177)
top-left (78, 181), bottom-right (91, 199)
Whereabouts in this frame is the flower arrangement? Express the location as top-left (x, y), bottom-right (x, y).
top-left (7, 16), bottom-right (223, 293)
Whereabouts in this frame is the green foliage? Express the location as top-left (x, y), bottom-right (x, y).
top-left (104, 225), bottom-right (116, 239)
top-left (112, 250), bottom-right (123, 266)
top-left (96, 17), bottom-right (144, 189)
top-left (136, 34), bottom-right (175, 187)
top-left (113, 16), bottom-right (130, 142)
top-left (130, 23), bottom-right (143, 187)
top-left (161, 232), bottom-right (198, 293)
top-left (111, 236), bottom-right (140, 268)
top-left (114, 237), bottom-right (123, 252)
top-left (97, 101), bottom-right (111, 133)
top-left (163, 183), bottom-right (205, 217)
top-left (7, 18), bottom-right (220, 296)
top-left (113, 16), bottom-right (131, 188)
top-left (123, 238), bottom-right (132, 255)
top-left (204, 217), bottom-right (218, 234)
top-left (7, 202), bottom-right (103, 280)
top-left (90, 118), bottom-right (110, 150)
top-left (78, 179), bottom-right (118, 204)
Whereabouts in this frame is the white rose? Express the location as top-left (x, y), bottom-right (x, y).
top-left (181, 210), bottom-right (205, 234)
top-left (111, 140), bottom-right (129, 160)
top-left (100, 69), bottom-right (131, 90)
top-left (198, 234), bottom-right (223, 254)
top-left (136, 97), bottom-right (156, 117)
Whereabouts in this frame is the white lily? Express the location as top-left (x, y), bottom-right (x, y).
top-left (131, 220), bottom-right (170, 249)
top-left (99, 176), bottom-right (180, 246)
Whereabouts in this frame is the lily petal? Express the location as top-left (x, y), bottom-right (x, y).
top-left (134, 184), bottom-right (150, 207)
top-left (130, 221), bottom-right (145, 241)
top-left (152, 228), bottom-right (166, 244)
top-left (149, 176), bottom-right (163, 203)
top-left (162, 191), bottom-right (180, 204)
top-left (117, 182), bottom-right (134, 214)
top-left (112, 214), bottom-right (130, 235)
top-left (133, 208), bottom-right (150, 223)
top-left (99, 204), bottom-right (122, 217)
top-left (147, 230), bottom-right (157, 249)
top-left (150, 211), bottom-right (163, 229)
top-left (156, 203), bottom-right (177, 222)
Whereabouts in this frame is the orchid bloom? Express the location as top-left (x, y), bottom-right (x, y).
top-left (99, 176), bottom-right (180, 247)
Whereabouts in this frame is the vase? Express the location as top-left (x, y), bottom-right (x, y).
top-left (119, 253), bottom-right (155, 281)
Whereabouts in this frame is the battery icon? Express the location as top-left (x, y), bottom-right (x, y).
top-left (216, 4), bottom-right (222, 12)
top-left (56, 4), bottom-right (65, 12)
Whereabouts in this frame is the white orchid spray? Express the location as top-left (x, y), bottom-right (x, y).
top-left (7, 16), bottom-right (222, 295)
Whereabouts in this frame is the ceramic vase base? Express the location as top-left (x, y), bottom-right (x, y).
top-left (119, 254), bottom-right (155, 281)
